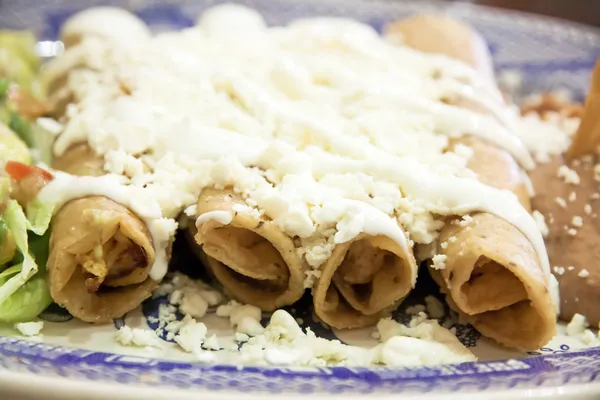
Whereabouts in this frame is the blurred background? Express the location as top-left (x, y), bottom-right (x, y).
top-left (453, 0), bottom-right (600, 26)
top-left (0, 0), bottom-right (599, 27)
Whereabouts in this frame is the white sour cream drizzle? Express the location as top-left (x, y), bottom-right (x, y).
top-left (50, 5), bottom-right (568, 295)
top-left (36, 172), bottom-right (173, 281)
top-left (195, 210), bottom-right (233, 227)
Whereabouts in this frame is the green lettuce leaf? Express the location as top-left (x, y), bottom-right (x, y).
top-left (0, 217), bottom-right (16, 266)
top-left (0, 201), bottom-right (52, 322)
top-left (0, 201), bottom-right (37, 304)
top-left (0, 270), bottom-right (51, 322)
top-left (29, 121), bottom-right (55, 165)
top-left (26, 198), bottom-right (56, 236)
top-left (0, 30), bottom-right (39, 71)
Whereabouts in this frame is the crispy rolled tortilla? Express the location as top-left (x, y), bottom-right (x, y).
top-left (385, 15), bottom-right (496, 84)
top-left (194, 187), bottom-right (305, 310)
top-left (451, 136), bottom-right (531, 211)
top-left (47, 196), bottom-right (156, 323)
top-left (388, 15), bottom-right (556, 350)
top-left (47, 142), bottom-right (157, 322)
top-left (313, 233), bottom-right (417, 329)
top-left (432, 213), bottom-right (555, 350)
top-left (567, 61), bottom-right (600, 162)
top-left (52, 142), bottom-right (106, 176)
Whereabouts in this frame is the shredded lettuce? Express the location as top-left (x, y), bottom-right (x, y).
top-left (29, 122), bottom-right (55, 165)
top-left (0, 217), bottom-right (16, 266)
top-left (0, 31), bottom-right (39, 71)
top-left (0, 49), bottom-right (35, 92)
top-left (0, 200), bottom-right (51, 322)
top-left (26, 198), bottom-right (55, 236)
top-left (0, 177), bottom-right (10, 207)
top-left (0, 31), bottom-right (39, 93)
top-left (0, 122), bottom-right (32, 164)
top-left (0, 269), bottom-right (51, 322)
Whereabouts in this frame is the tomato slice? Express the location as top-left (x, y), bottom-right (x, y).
top-left (5, 161), bottom-right (53, 181)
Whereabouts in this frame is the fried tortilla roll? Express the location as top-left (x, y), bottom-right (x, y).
top-left (451, 136), bottom-right (531, 210)
top-left (313, 233), bottom-right (417, 329)
top-left (388, 15), bottom-right (556, 350)
top-left (432, 214), bottom-right (555, 349)
top-left (444, 135), bottom-right (551, 350)
top-left (385, 15), bottom-right (496, 84)
top-left (52, 142), bottom-right (106, 176)
top-left (47, 196), bottom-right (156, 323)
top-left (194, 187), bottom-right (305, 310)
top-left (43, 8), bottom-right (150, 117)
top-left (48, 143), bottom-right (156, 322)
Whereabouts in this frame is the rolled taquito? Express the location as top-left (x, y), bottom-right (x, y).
top-left (194, 187), bottom-right (305, 311)
top-left (43, 8), bottom-right (150, 117)
top-left (47, 143), bottom-right (157, 322)
top-left (388, 15), bottom-right (556, 350)
top-left (313, 232), bottom-right (418, 329)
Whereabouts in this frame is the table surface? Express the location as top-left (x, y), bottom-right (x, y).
top-left (457, 0), bottom-right (600, 27)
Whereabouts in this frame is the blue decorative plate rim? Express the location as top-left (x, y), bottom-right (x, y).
top-left (2, 336), bottom-right (600, 395)
top-left (1, 0), bottom-right (600, 396)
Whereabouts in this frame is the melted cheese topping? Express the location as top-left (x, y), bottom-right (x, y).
top-left (47, 5), bottom-right (572, 290)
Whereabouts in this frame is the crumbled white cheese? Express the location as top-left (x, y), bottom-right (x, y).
top-left (409, 312), bottom-right (429, 328)
top-left (184, 204), bottom-right (197, 217)
top-left (153, 303), bottom-right (178, 337)
top-left (431, 254), bottom-right (447, 270)
top-left (572, 216), bottom-right (583, 228)
top-left (216, 300), bottom-right (265, 336)
top-left (424, 296), bottom-right (445, 319)
top-left (179, 289), bottom-right (209, 319)
top-left (555, 197), bottom-right (567, 208)
top-left (216, 300), bottom-right (243, 317)
top-left (405, 304), bottom-right (427, 315)
top-left (237, 317), bottom-right (265, 336)
top-left (165, 272), bottom-right (225, 320)
top-left (594, 164), bottom-right (600, 182)
top-left (557, 165), bottom-right (580, 185)
top-left (203, 334), bottom-right (220, 350)
top-left (14, 321), bottom-right (44, 337)
top-left (592, 193), bottom-right (600, 200)
top-left (578, 269), bottom-right (590, 278)
top-left (567, 228), bottom-right (578, 236)
top-left (374, 316), bottom-right (475, 366)
top-left (569, 191), bottom-right (577, 202)
top-left (458, 215), bottom-right (473, 227)
top-left (115, 326), bottom-right (160, 347)
top-left (581, 329), bottom-right (597, 345)
top-left (235, 332), bottom-right (250, 343)
top-left (532, 210), bottom-right (549, 237)
top-left (174, 321), bottom-right (208, 352)
top-left (584, 204), bottom-right (593, 215)
top-left (553, 266), bottom-right (565, 276)
top-left (230, 305), bottom-right (262, 326)
top-left (566, 313), bottom-right (589, 337)
top-left (568, 266), bottom-right (575, 271)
